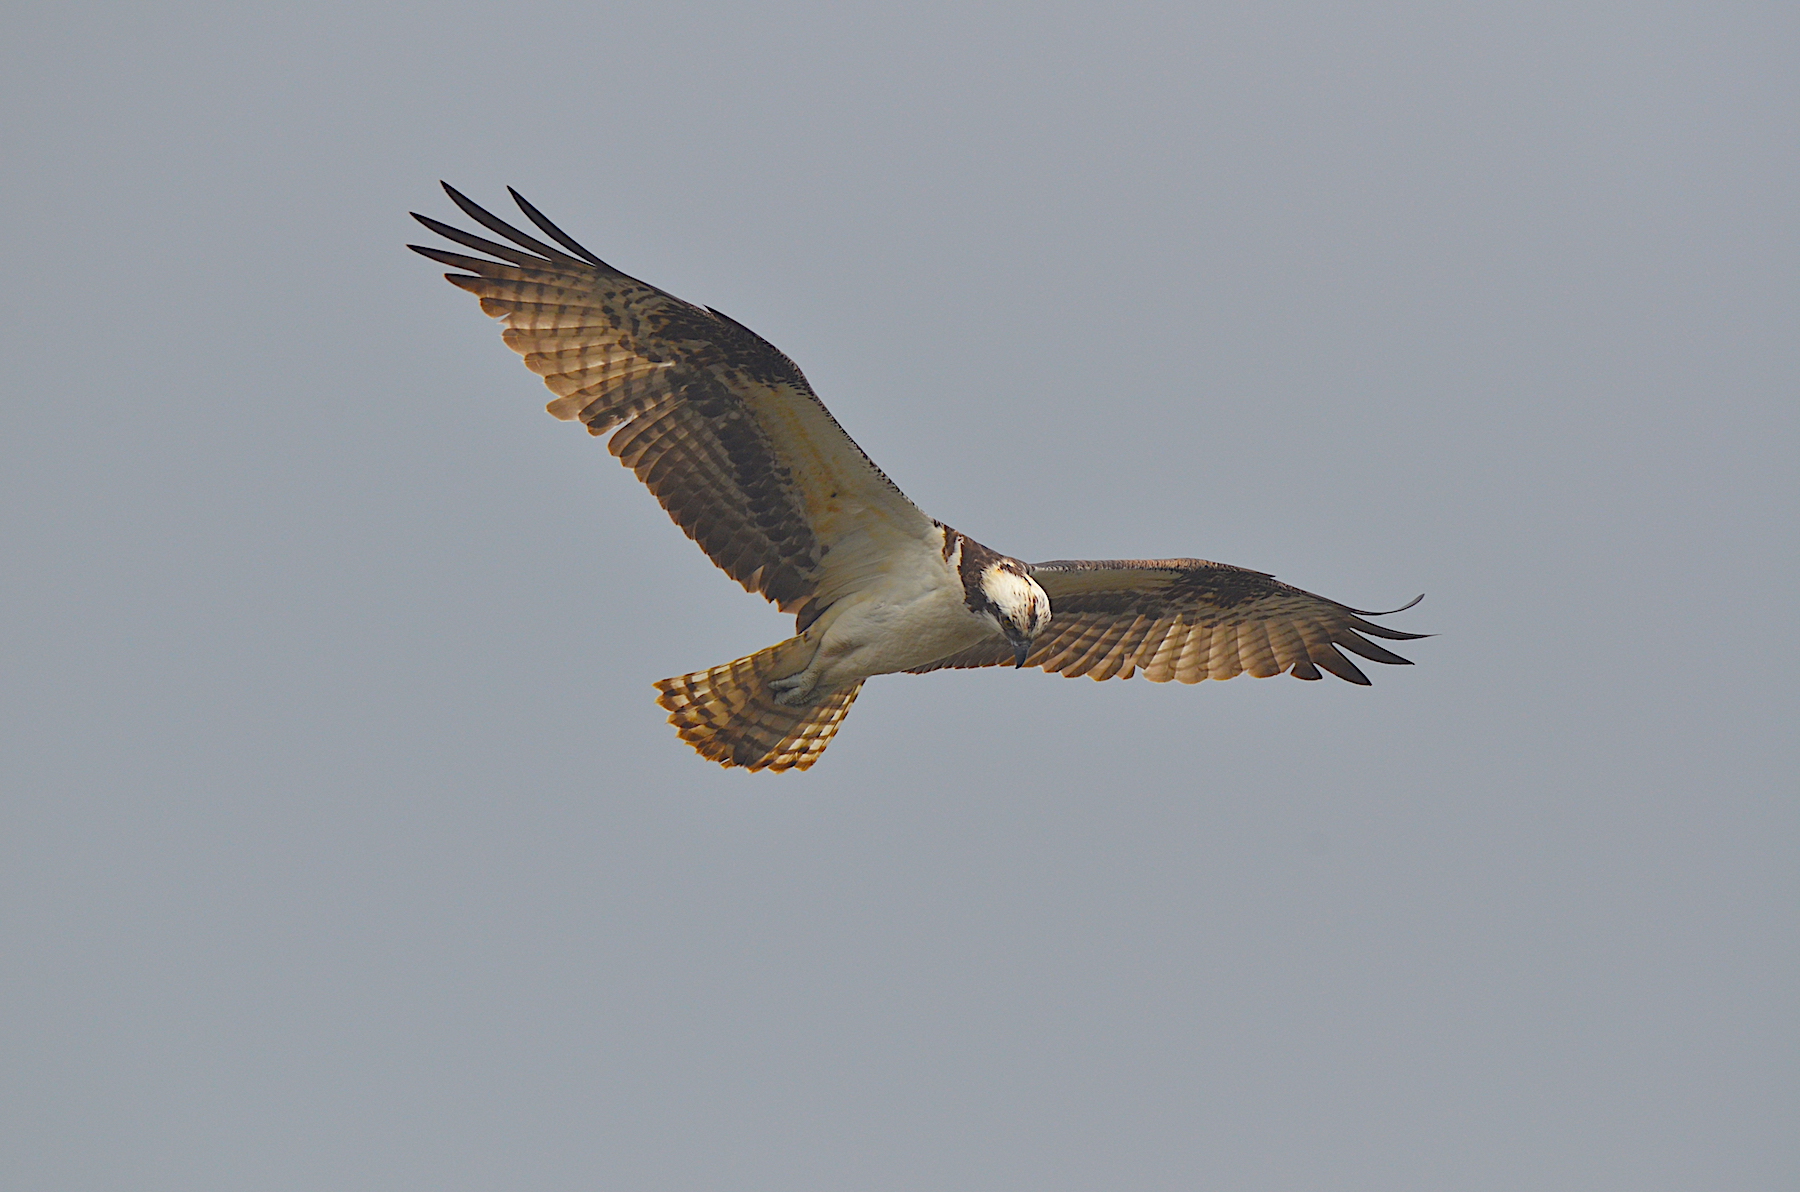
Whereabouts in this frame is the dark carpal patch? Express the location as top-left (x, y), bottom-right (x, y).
top-left (1164, 562), bottom-right (1282, 609)
top-left (598, 372), bottom-right (821, 610)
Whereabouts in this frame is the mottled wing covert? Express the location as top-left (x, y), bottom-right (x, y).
top-left (913, 559), bottom-right (1427, 684)
top-left (409, 184), bottom-right (933, 613)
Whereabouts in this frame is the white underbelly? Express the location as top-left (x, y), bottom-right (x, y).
top-left (809, 576), bottom-right (994, 686)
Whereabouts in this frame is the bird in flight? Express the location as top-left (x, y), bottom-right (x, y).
top-left (410, 184), bottom-right (1427, 771)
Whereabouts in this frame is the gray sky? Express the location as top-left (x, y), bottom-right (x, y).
top-left (4, 2), bottom-right (1795, 1189)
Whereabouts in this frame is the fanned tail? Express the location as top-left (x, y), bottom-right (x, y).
top-left (653, 638), bottom-right (862, 772)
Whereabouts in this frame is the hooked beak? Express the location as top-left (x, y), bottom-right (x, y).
top-left (1008, 632), bottom-right (1031, 669)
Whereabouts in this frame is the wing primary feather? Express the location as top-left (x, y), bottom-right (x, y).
top-left (1331, 632), bottom-right (1414, 666)
top-left (1343, 614), bottom-right (1433, 642)
top-left (1347, 593), bottom-right (1425, 617)
top-left (409, 213), bottom-right (550, 269)
top-left (507, 186), bottom-right (608, 267)
top-left (438, 182), bottom-right (590, 268)
top-left (406, 244), bottom-right (516, 275)
top-left (1313, 645), bottom-right (1373, 685)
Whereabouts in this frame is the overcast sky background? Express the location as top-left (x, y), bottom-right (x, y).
top-left (4, 2), bottom-right (1796, 1189)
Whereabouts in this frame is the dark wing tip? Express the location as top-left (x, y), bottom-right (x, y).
top-left (1333, 631), bottom-right (1415, 667)
top-left (507, 185), bottom-right (608, 267)
top-left (1350, 622), bottom-right (1433, 642)
top-left (1349, 593), bottom-right (1425, 617)
top-left (1342, 593), bottom-right (1431, 641)
top-left (1313, 646), bottom-right (1374, 685)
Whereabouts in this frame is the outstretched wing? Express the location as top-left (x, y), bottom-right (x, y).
top-left (912, 559), bottom-right (1427, 684)
top-left (409, 184), bottom-right (934, 614)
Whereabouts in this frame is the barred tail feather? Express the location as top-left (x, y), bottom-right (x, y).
top-left (654, 638), bottom-right (862, 772)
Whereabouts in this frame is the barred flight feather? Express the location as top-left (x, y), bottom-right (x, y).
top-left (654, 639), bottom-right (863, 772)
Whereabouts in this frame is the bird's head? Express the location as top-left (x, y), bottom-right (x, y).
top-left (979, 561), bottom-right (1052, 667)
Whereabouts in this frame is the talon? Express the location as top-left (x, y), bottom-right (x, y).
top-left (768, 671), bottom-right (818, 706)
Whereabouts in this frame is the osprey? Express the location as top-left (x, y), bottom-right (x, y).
top-left (411, 185), bottom-right (1427, 771)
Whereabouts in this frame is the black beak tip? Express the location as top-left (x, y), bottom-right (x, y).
top-left (1012, 641), bottom-right (1030, 668)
